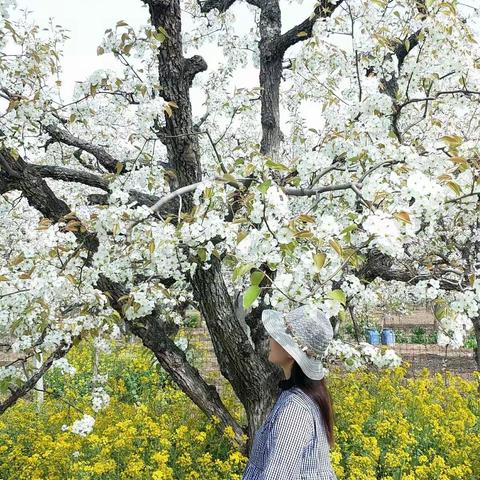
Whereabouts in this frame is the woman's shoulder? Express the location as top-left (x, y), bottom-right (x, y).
top-left (265, 388), bottom-right (316, 443)
top-left (271, 387), bottom-right (317, 424)
top-left (284, 387), bottom-right (318, 413)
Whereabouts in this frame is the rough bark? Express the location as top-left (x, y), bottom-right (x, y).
top-left (43, 124), bottom-right (126, 175)
top-left (144, 0), bottom-right (205, 193)
top-left (191, 257), bottom-right (279, 438)
top-left (257, 1), bottom-right (283, 158)
top-left (29, 163), bottom-right (180, 215)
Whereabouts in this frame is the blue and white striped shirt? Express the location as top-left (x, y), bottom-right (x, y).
top-left (242, 386), bottom-right (337, 480)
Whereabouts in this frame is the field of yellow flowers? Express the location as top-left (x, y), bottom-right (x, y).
top-left (0, 339), bottom-right (479, 480)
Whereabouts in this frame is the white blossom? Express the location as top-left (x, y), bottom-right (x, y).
top-left (69, 414), bottom-right (95, 436)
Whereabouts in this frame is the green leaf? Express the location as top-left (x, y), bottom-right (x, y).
top-left (294, 230), bottom-right (313, 239)
top-left (243, 285), bottom-right (261, 309)
top-left (449, 156), bottom-right (469, 167)
top-left (329, 239), bottom-right (343, 256)
top-left (236, 230), bottom-right (248, 243)
top-left (153, 30), bottom-right (166, 42)
top-left (157, 26), bottom-right (170, 39)
top-left (341, 224), bottom-right (357, 242)
top-left (439, 1), bottom-right (456, 16)
top-left (258, 180), bottom-right (272, 194)
top-left (433, 301), bottom-right (448, 321)
top-left (9, 253), bottom-right (25, 267)
top-left (341, 224), bottom-right (358, 235)
top-left (220, 173), bottom-right (238, 184)
top-left (9, 148), bottom-right (19, 160)
top-left (265, 159), bottom-right (290, 172)
top-left (115, 162), bottom-right (124, 174)
top-left (123, 43), bottom-right (134, 55)
top-left (244, 163), bottom-right (255, 176)
top-left (298, 214), bottom-right (316, 223)
top-left (313, 253), bottom-right (326, 272)
top-left (440, 135), bottom-right (463, 148)
top-left (232, 263), bottom-right (254, 282)
top-left (65, 274), bottom-right (77, 286)
top-left (250, 270), bottom-right (265, 286)
top-left (203, 186), bottom-right (213, 199)
top-left (97, 46), bottom-right (105, 56)
top-left (148, 240), bottom-right (155, 254)
top-left (447, 181), bottom-right (462, 196)
top-left (3, 20), bottom-right (19, 41)
top-left (326, 289), bottom-right (346, 306)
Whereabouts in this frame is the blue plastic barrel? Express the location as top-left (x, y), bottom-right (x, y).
top-left (365, 328), bottom-right (380, 345)
top-left (381, 328), bottom-right (396, 345)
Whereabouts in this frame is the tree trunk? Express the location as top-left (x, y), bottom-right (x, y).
top-left (258, 1), bottom-right (283, 158)
top-left (141, 0), bottom-right (347, 455)
top-left (143, 0), bottom-right (285, 453)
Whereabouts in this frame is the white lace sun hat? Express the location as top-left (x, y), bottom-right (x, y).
top-left (262, 305), bottom-right (334, 380)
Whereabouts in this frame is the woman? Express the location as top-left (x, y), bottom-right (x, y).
top-left (242, 305), bottom-right (338, 480)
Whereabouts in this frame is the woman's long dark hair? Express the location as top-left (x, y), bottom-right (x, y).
top-left (278, 360), bottom-right (335, 449)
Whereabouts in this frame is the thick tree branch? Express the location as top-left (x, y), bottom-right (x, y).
top-left (31, 164), bottom-right (109, 190)
top-left (198, 0), bottom-right (237, 14)
top-left (183, 55), bottom-right (208, 86)
top-left (358, 248), bottom-right (467, 292)
top-left (0, 338), bottom-right (76, 415)
top-left (43, 124), bottom-right (125, 175)
top-left (1, 86), bottom-right (130, 177)
top-left (380, 29), bottom-right (424, 100)
top-left (26, 163), bottom-right (180, 216)
top-left (150, 175), bottom-right (362, 213)
top-left (398, 89), bottom-right (480, 111)
top-left (274, 0), bottom-right (345, 57)
top-left (379, 1), bottom-right (427, 141)
top-left (96, 274), bottom-right (246, 449)
top-left (198, 0), bottom-right (262, 13)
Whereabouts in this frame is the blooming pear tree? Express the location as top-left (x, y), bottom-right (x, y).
top-left (1, 0), bottom-right (480, 452)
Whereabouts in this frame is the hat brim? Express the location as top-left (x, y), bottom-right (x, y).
top-left (262, 309), bottom-right (326, 380)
